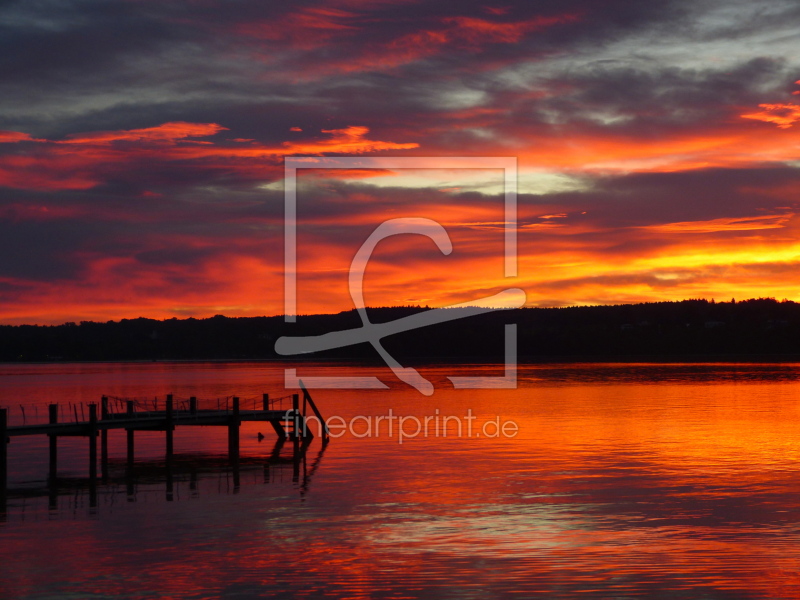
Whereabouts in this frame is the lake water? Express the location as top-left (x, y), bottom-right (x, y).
top-left (2, 361), bottom-right (800, 599)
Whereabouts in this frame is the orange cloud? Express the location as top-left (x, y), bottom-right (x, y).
top-left (641, 213), bottom-right (793, 233)
top-left (0, 251), bottom-right (282, 325)
top-left (304, 168), bottom-right (397, 180)
top-left (741, 103), bottom-right (800, 129)
top-left (511, 123), bottom-right (800, 172)
top-left (279, 126), bottom-right (418, 155)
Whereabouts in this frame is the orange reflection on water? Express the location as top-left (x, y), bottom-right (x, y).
top-left (3, 362), bottom-right (800, 597)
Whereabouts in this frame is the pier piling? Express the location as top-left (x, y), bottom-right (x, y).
top-left (0, 408), bottom-right (7, 494)
top-left (228, 396), bottom-right (240, 463)
top-left (126, 400), bottom-right (135, 468)
top-left (292, 394), bottom-right (299, 441)
top-left (101, 396), bottom-right (109, 480)
top-left (165, 394), bottom-right (174, 458)
top-left (166, 457), bottom-right (174, 502)
top-left (88, 404), bottom-right (97, 481)
top-left (48, 404), bottom-right (58, 480)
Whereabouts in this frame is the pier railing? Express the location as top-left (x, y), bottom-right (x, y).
top-left (0, 393), bottom-right (297, 427)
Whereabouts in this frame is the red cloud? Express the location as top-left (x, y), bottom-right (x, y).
top-left (236, 7), bottom-right (359, 50)
top-left (356, 12), bottom-right (580, 71)
top-left (0, 131), bottom-right (40, 143)
top-left (59, 122), bottom-right (228, 144)
top-left (0, 123), bottom-right (418, 191)
top-left (236, 8), bottom-right (581, 77)
top-left (442, 14), bottom-right (580, 45)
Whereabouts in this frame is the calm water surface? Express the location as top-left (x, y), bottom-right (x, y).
top-left (2, 361), bottom-right (800, 599)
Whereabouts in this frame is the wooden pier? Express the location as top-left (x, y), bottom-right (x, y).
top-left (0, 386), bottom-right (329, 499)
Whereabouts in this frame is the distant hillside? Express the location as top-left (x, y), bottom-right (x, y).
top-left (2, 298), bottom-right (800, 362)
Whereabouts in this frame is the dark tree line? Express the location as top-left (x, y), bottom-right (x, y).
top-left (2, 298), bottom-right (800, 362)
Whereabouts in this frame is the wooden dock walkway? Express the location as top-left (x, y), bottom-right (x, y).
top-left (0, 386), bottom-right (329, 497)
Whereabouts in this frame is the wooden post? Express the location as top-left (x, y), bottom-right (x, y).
top-left (292, 440), bottom-right (301, 482)
top-left (88, 404), bottom-right (97, 481)
top-left (126, 400), bottom-right (135, 468)
top-left (89, 478), bottom-right (97, 509)
top-left (100, 396), bottom-right (109, 480)
top-left (165, 456), bottom-right (174, 502)
top-left (0, 408), bottom-right (7, 494)
top-left (292, 390), bottom-right (301, 459)
top-left (270, 437), bottom-right (284, 460)
top-left (165, 394), bottom-right (174, 458)
top-left (291, 393), bottom-right (299, 440)
top-left (262, 393), bottom-right (269, 411)
top-left (228, 396), bottom-right (240, 462)
top-left (301, 386), bottom-right (329, 442)
top-left (126, 470), bottom-right (135, 500)
top-left (48, 404), bottom-right (58, 480)
top-left (189, 396), bottom-right (197, 415)
top-left (269, 419), bottom-right (287, 439)
top-left (48, 485), bottom-right (57, 511)
top-left (301, 392), bottom-right (312, 441)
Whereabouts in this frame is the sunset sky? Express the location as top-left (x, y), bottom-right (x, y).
top-left (2, 0), bottom-right (800, 324)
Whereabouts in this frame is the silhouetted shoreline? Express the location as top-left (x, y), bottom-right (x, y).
top-left (3, 298), bottom-right (800, 362)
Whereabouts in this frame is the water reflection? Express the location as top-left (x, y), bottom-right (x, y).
top-left (1, 439), bottom-right (327, 521)
top-left (2, 362), bottom-right (800, 598)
